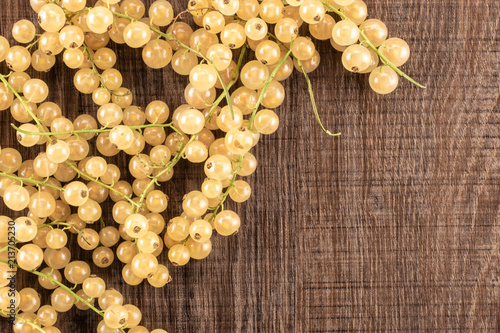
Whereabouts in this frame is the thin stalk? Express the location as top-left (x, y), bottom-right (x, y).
top-left (0, 74), bottom-right (44, 132)
top-left (248, 46), bottom-right (293, 130)
top-left (66, 7), bottom-right (90, 21)
top-left (32, 269), bottom-right (105, 312)
top-left (359, 29), bottom-right (426, 88)
top-left (208, 155), bottom-right (244, 221)
top-left (296, 60), bottom-right (341, 136)
top-left (322, 1), bottom-right (426, 88)
top-left (0, 172), bottom-right (64, 190)
top-left (182, 235), bottom-right (191, 246)
top-left (192, 48), bottom-right (235, 119)
top-left (0, 310), bottom-right (48, 333)
top-left (205, 45), bottom-right (247, 123)
top-left (111, 11), bottom-right (235, 117)
top-left (134, 135), bottom-right (197, 212)
top-left (171, 7), bottom-right (212, 27)
top-left (64, 162), bottom-right (139, 208)
top-left (0, 245), bottom-right (14, 253)
top-left (39, 221), bottom-right (75, 230)
top-left (166, 122), bottom-right (185, 137)
top-left (11, 122), bottom-right (177, 137)
top-left (81, 42), bottom-right (129, 97)
top-left (0, 260), bottom-right (91, 313)
top-left (38, 222), bottom-right (92, 246)
top-left (172, 41), bottom-right (234, 118)
top-left (0, 260), bottom-right (127, 332)
top-left (25, 37), bottom-right (41, 51)
top-left (266, 35), bottom-right (340, 136)
top-left (49, 2), bottom-right (129, 96)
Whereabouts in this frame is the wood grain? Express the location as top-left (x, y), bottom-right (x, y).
top-left (1, 0), bottom-right (499, 332)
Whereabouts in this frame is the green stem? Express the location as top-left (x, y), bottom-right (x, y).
top-left (11, 122), bottom-right (176, 137)
top-left (0, 260), bottom-right (100, 313)
top-left (38, 221), bottom-right (91, 246)
top-left (266, 35), bottom-right (340, 136)
top-left (325, 3), bottom-right (349, 20)
top-left (172, 42), bottom-right (234, 118)
top-left (111, 11), bottom-right (235, 117)
top-left (0, 172), bottom-right (64, 190)
top-left (0, 74), bottom-right (44, 131)
top-left (195, 51), bottom-right (235, 118)
top-left (26, 37), bottom-right (41, 51)
top-left (0, 260), bottom-right (127, 332)
top-left (66, 7), bottom-right (90, 21)
top-left (81, 42), bottom-right (129, 97)
top-left (359, 29), bottom-right (426, 88)
top-left (52, 3), bottom-right (128, 97)
top-left (208, 155), bottom-right (244, 221)
top-left (321, 1), bottom-right (426, 88)
top-left (296, 60), bottom-right (341, 137)
top-left (134, 135), bottom-right (197, 213)
top-left (64, 162), bottom-right (139, 208)
top-left (32, 269), bottom-right (103, 312)
top-left (38, 221), bottom-right (75, 230)
top-left (35, 268), bottom-right (123, 333)
top-left (205, 45), bottom-right (247, 123)
top-left (49, 1), bottom-right (127, 97)
top-left (0, 310), bottom-right (48, 333)
top-left (248, 46), bottom-right (293, 131)
top-left (0, 245), bottom-right (14, 253)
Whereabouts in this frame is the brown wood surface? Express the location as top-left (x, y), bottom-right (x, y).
top-left (1, 0), bottom-right (499, 332)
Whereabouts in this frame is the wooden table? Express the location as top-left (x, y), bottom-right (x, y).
top-left (1, 0), bottom-right (499, 332)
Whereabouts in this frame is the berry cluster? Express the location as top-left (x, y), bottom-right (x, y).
top-left (0, 0), bottom-right (424, 332)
